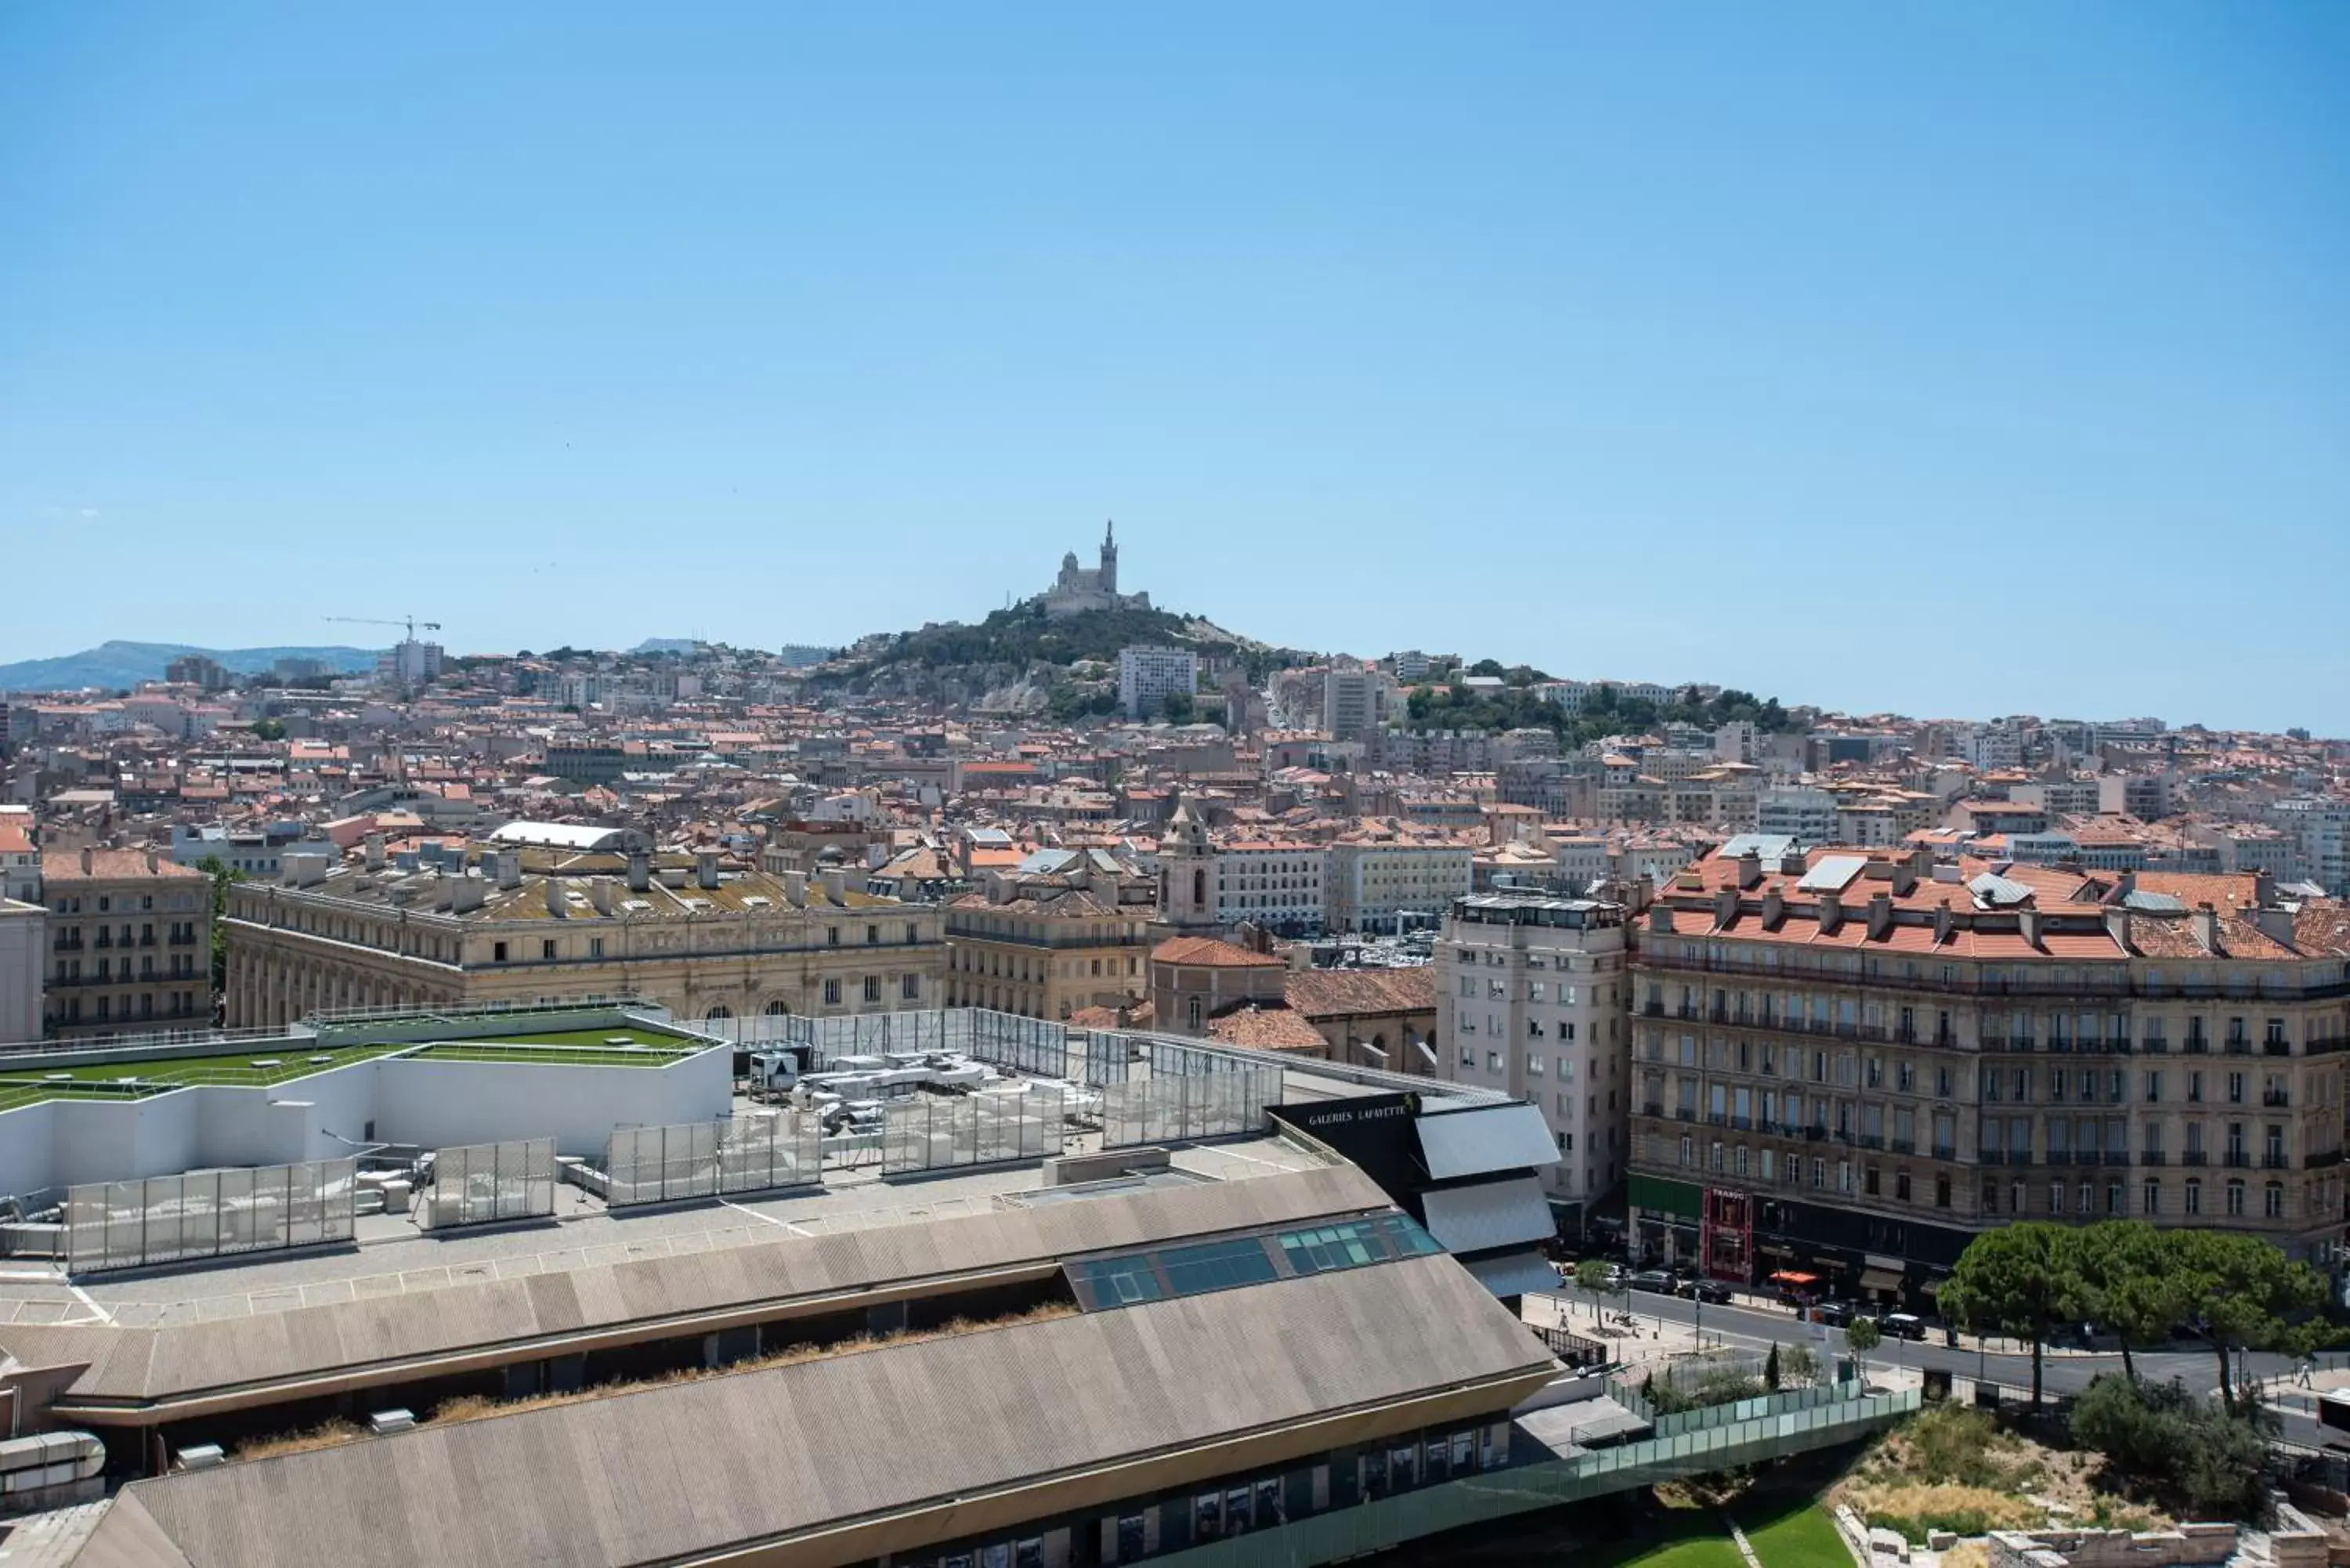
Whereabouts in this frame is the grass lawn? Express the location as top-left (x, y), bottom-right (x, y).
top-left (1741, 1503), bottom-right (1849, 1568)
top-left (412, 1044), bottom-right (685, 1067)
top-left (1574, 1512), bottom-right (1748, 1568)
top-left (0, 1043), bottom-right (407, 1107)
top-left (453, 1026), bottom-right (699, 1050)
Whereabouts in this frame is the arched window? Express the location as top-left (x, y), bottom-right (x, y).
top-left (704, 1003), bottom-right (734, 1021)
top-left (762, 999), bottom-right (790, 1017)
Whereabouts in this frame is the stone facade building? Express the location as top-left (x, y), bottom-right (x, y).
top-left (1625, 844), bottom-right (2350, 1304)
top-left (223, 841), bottom-right (944, 1028)
top-left (40, 847), bottom-right (212, 1037)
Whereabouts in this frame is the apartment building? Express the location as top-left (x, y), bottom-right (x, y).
top-left (1323, 660), bottom-right (1391, 745)
top-left (942, 858), bottom-right (1159, 1020)
top-left (1437, 891), bottom-right (1630, 1221)
top-left (225, 842), bottom-right (943, 1028)
top-left (1326, 825), bottom-right (1473, 934)
top-left (1757, 786), bottom-right (1837, 845)
top-left (40, 847), bottom-right (212, 1037)
top-left (0, 898), bottom-right (42, 1042)
top-left (1117, 644), bottom-right (1199, 719)
top-left (0, 815), bottom-right (39, 903)
top-left (1625, 844), bottom-right (2350, 1306)
top-left (1213, 838), bottom-right (1327, 935)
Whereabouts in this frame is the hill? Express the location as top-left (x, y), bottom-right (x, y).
top-left (823, 603), bottom-right (1273, 680)
top-left (0, 641), bottom-right (381, 694)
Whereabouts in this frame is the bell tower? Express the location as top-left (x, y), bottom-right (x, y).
top-left (1155, 796), bottom-right (1216, 934)
top-left (1098, 518), bottom-right (1118, 597)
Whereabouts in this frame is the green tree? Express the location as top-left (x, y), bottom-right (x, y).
top-left (250, 717), bottom-right (287, 741)
top-left (196, 854), bottom-right (244, 999)
top-left (1161, 690), bottom-right (1195, 724)
top-left (1764, 1342), bottom-right (1781, 1391)
top-left (1574, 1259), bottom-right (1614, 1317)
top-left (1940, 1222), bottom-right (2081, 1407)
top-left (1846, 1315), bottom-right (1882, 1382)
top-left (2170, 1230), bottom-right (2325, 1415)
top-left (2070, 1372), bottom-right (2272, 1522)
top-left (2071, 1220), bottom-right (2186, 1382)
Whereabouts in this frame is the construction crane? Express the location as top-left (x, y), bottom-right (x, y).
top-left (324, 615), bottom-right (442, 642)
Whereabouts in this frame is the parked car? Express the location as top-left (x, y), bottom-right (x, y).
top-left (1880, 1312), bottom-right (1927, 1341)
top-left (1683, 1279), bottom-right (1734, 1306)
top-left (1814, 1300), bottom-right (1857, 1327)
top-left (1630, 1270), bottom-right (1677, 1295)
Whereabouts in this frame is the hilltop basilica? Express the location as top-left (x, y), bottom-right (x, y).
top-left (1036, 521), bottom-right (1152, 620)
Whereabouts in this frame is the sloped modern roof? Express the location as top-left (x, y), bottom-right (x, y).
top-left (11, 1165), bottom-right (1391, 1411)
top-left (1415, 1103), bottom-right (1560, 1181)
top-left (75, 1254), bottom-right (1555, 1568)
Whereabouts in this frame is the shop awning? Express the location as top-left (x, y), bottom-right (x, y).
top-left (1860, 1267), bottom-right (1904, 1293)
top-left (1768, 1270), bottom-right (1820, 1286)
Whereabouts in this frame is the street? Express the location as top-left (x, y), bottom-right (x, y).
top-left (1545, 1286), bottom-right (2312, 1413)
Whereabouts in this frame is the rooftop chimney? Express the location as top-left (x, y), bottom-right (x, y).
top-left (2104, 905), bottom-right (2134, 952)
top-left (145, 849), bottom-right (158, 874)
top-left (546, 877), bottom-right (568, 918)
top-left (783, 870), bottom-right (808, 908)
top-left (1817, 890), bottom-right (1842, 934)
top-left (1779, 849), bottom-right (1808, 876)
top-left (626, 851), bottom-right (650, 894)
top-left (1735, 849), bottom-right (1762, 890)
top-left (696, 851), bottom-right (721, 891)
top-left (2254, 905), bottom-right (2295, 948)
top-left (588, 876), bottom-right (613, 916)
top-left (1867, 891), bottom-right (1893, 941)
top-left (495, 851), bottom-right (522, 891)
top-left (1890, 859), bottom-right (1916, 897)
top-left (1762, 887), bottom-right (1785, 927)
top-left (452, 874), bottom-right (486, 914)
top-left (435, 873), bottom-right (457, 912)
top-left (822, 866), bottom-right (848, 905)
top-left (81, 847), bottom-right (92, 875)
top-left (1714, 886), bottom-right (1738, 929)
top-left (1648, 905), bottom-right (1675, 934)
top-left (2192, 901), bottom-right (2222, 954)
top-left (1934, 900), bottom-right (1955, 946)
top-left (364, 833), bottom-right (386, 871)
top-left (2019, 907), bottom-right (2044, 948)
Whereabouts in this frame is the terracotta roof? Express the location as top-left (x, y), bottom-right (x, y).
top-left (1208, 1004), bottom-right (1332, 1053)
top-left (1284, 967), bottom-right (1436, 1017)
top-left (1150, 936), bottom-right (1282, 968)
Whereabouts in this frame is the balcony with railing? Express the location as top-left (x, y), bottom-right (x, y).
top-left (2264, 1089), bottom-right (2290, 1108)
top-left (2182, 1151), bottom-right (2207, 1166)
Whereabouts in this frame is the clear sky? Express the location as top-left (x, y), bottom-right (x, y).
top-left (4, 5), bottom-right (2345, 731)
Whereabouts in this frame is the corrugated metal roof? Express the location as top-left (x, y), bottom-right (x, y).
top-left (10, 1165), bottom-right (1392, 1407)
top-left (1420, 1176), bottom-right (1556, 1255)
top-left (83, 1254), bottom-right (1555, 1568)
top-left (1462, 1248), bottom-right (1561, 1299)
top-left (1795, 854), bottom-right (1867, 893)
top-left (1415, 1103), bottom-right (1560, 1180)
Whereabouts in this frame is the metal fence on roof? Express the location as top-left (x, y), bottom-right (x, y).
top-left (603, 1115), bottom-right (821, 1206)
top-left (1101, 1067), bottom-right (1279, 1148)
top-left (63, 1158), bottom-right (357, 1274)
top-left (423, 1137), bottom-right (555, 1229)
top-left (881, 1086), bottom-right (1066, 1174)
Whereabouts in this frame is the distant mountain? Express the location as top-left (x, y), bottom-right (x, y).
top-left (0, 640), bottom-right (381, 694)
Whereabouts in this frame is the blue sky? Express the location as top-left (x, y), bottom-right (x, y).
top-left (3, 5), bottom-right (2345, 730)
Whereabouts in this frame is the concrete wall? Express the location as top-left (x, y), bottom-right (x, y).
top-left (368, 1050), bottom-right (730, 1158)
top-left (0, 1047), bottom-right (732, 1196)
